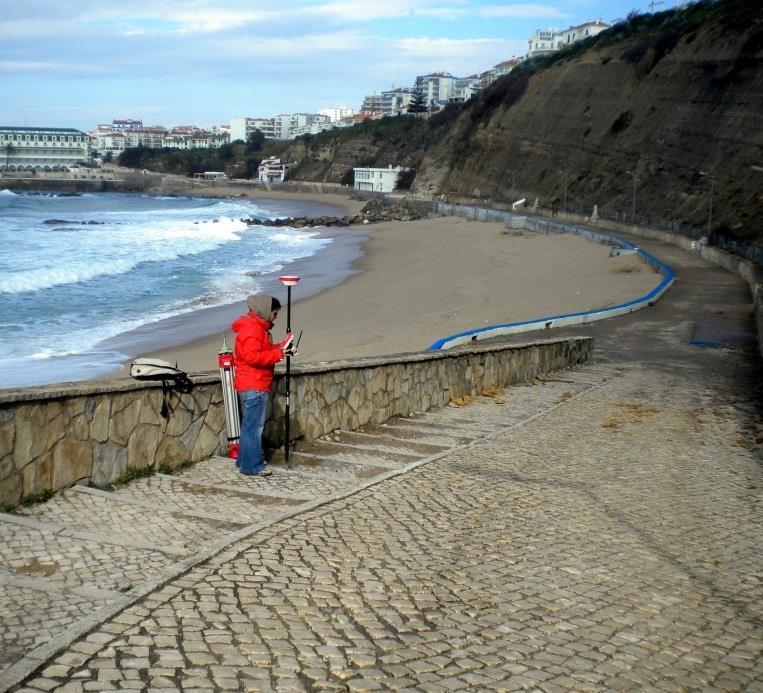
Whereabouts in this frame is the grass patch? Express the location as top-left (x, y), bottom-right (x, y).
top-left (157, 459), bottom-right (195, 475)
top-left (108, 465), bottom-right (156, 490)
top-left (18, 489), bottom-right (54, 507)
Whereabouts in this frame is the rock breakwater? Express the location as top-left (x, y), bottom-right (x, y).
top-left (242, 199), bottom-right (430, 228)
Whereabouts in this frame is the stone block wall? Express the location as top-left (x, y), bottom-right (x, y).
top-left (0, 337), bottom-right (592, 510)
top-left (0, 379), bottom-right (226, 510)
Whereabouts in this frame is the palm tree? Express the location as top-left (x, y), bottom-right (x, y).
top-left (2, 143), bottom-right (14, 170)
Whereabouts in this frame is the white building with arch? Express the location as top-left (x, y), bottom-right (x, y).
top-left (0, 126), bottom-right (91, 172)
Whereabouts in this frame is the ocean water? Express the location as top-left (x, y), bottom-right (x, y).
top-left (0, 190), bottom-right (332, 389)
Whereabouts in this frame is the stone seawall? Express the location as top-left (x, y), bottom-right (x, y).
top-left (0, 337), bottom-right (592, 510)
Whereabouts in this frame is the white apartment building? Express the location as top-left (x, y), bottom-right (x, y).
top-left (110, 119), bottom-right (143, 131)
top-left (560, 20), bottom-right (609, 46)
top-left (0, 126), bottom-right (91, 171)
top-left (96, 131), bottom-right (127, 154)
top-left (453, 76), bottom-right (482, 101)
top-left (125, 128), bottom-right (168, 149)
top-left (527, 29), bottom-right (559, 58)
top-left (416, 72), bottom-right (457, 104)
top-left (360, 94), bottom-right (383, 114)
top-left (189, 132), bottom-right (228, 149)
top-left (94, 125), bottom-right (228, 154)
top-left (353, 165), bottom-right (408, 193)
top-left (274, 113), bottom-right (332, 140)
top-left (230, 117), bottom-right (276, 142)
top-left (163, 135), bottom-right (189, 150)
top-left (380, 88), bottom-right (413, 116)
top-left (318, 105), bottom-right (354, 123)
top-left (527, 20), bottom-right (609, 58)
top-left (480, 59), bottom-right (521, 88)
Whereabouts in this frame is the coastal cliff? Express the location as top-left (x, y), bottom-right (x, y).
top-left (284, 0), bottom-right (763, 241)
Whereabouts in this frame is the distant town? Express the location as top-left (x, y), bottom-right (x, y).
top-left (0, 20), bottom-right (608, 173)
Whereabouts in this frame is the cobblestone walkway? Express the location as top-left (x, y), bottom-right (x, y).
top-left (2, 232), bottom-right (762, 691)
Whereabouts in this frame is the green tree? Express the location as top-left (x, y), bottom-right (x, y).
top-left (247, 129), bottom-right (266, 152)
top-left (408, 82), bottom-right (428, 114)
top-left (118, 145), bottom-right (147, 168)
top-left (3, 143), bottom-right (15, 169)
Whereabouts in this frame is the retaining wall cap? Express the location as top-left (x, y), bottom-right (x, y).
top-left (0, 337), bottom-right (592, 406)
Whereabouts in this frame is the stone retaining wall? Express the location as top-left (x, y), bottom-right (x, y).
top-left (0, 337), bottom-right (592, 510)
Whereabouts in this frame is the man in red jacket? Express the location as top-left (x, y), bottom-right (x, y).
top-left (232, 293), bottom-right (291, 476)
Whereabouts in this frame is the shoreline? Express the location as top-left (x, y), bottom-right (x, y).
top-left (0, 183), bottom-right (663, 388)
top-left (101, 189), bottom-right (369, 375)
top-left (141, 216), bottom-right (662, 375)
top-left (0, 187), bottom-right (367, 390)
top-left (105, 225), bottom-right (368, 372)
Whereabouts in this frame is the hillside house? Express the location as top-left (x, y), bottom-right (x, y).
top-left (353, 165), bottom-right (408, 193)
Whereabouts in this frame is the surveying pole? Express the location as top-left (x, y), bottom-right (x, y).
top-left (278, 275), bottom-right (300, 463)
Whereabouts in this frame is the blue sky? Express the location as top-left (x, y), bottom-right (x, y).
top-left (2, 0), bottom-right (683, 131)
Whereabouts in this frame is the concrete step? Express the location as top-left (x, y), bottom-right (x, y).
top-left (102, 474), bottom-right (295, 526)
top-left (175, 455), bottom-right (371, 500)
top-left (294, 438), bottom-right (424, 466)
top-left (14, 486), bottom-right (233, 555)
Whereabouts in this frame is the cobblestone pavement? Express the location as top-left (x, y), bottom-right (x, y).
top-left (2, 233), bottom-right (762, 691)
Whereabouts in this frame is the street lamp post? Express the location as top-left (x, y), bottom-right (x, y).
top-left (556, 169), bottom-right (569, 213)
top-left (625, 170), bottom-right (638, 225)
top-left (278, 274), bottom-right (300, 464)
top-left (563, 170), bottom-right (568, 213)
top-left (700, 172), bottom-right (715, 235)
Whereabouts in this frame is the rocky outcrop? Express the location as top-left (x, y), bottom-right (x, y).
top-left (241, 199), bottom-right (431, 228)
top-left (243, 214), bottom-right (360, 228)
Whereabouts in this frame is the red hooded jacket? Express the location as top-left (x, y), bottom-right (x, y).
top-left (232, 312), bottom-right (283, 392)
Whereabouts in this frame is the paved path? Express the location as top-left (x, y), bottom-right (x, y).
top-left (2, 232), bottom-right (761, 691)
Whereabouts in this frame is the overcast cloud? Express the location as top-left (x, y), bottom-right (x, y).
top-left (2, 0), bottom-right (681, 129)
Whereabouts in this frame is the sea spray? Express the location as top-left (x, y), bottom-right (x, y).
top-left (0, 191), bottom-right (332, 388)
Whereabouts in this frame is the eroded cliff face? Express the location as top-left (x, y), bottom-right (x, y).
top-left (284, 1), bottom-right (762, 239)
top-left (414, 4), bottom-right (763, 237)
top-left (281, 115), bottom-right (454, 185)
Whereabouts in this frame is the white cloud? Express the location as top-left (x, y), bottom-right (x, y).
top-left (0, 60), bottom-right (105, 74)
top-left (218, 31), bottom-right (369, 58)
top-left (305, 0), bottom-right (420, 21)
top-left (479, 4), bottom-right (568, 19)
top-left (121, 9), bottom-right (279, 35)
top-left (392, 36), bottom-right (506, 57)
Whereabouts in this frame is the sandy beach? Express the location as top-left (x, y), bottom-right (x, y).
top-left (137, 190), bottom-right (661, 373)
